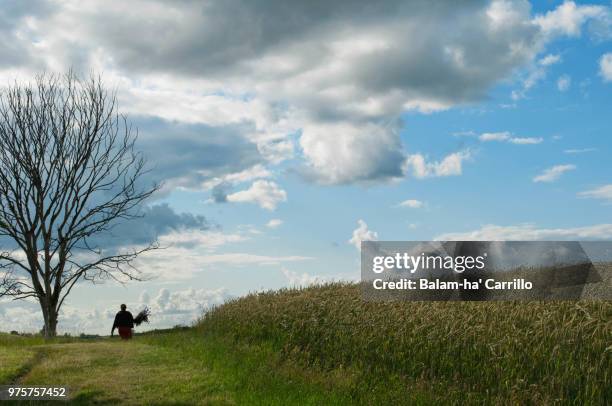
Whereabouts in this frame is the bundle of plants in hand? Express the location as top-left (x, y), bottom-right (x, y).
top-left (134, 307), bottom-right (150, 326)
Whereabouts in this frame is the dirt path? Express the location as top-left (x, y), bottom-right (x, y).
top-left (8, 348), bottom-right (47, 385)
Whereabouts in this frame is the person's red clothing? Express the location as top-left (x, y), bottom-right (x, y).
top-left (118, 326), bottom-right (133, 339)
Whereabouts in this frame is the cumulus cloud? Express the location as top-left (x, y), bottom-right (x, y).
top-left (398, 199), bottom-right (424, 209)
top-left (600, 53), bottom-right (612, 82)
top-left (124, 86), bottom-right (297, 166)
top-left (203, 164), bottom-right (276, 204)
top-left (557, 74), bottom-right (571, 91)
top-left (150, 287), bottom-right (232, 321)
top-left (0, 286), bottom-right (236, 335)
top-left (534, 1), bottom-right (608, 38)
top-left (88, 203), bottom-right (209, 250)
top-left (280, 268), bottom-right (328, 287)
top-left (299, 121), bottom-right (405, 184)
top-left (0, 1), bottom-right (57, 71)
top-left (404, 150), bottom-right (471, 179)
top-left (69, 0), bottom-right (541, 111)
top-left (135, 118), bottom-right (266, 194)
top-left (0, 300), bottom-right (114, 335)
top-left (1, 0), bottom-right (606, 184)
top-left (532, 164), bottom-right (576, 182)
top-left (349, 219), bottom-right (378, 251)
top-left (0, 300), bottom-right (44, 333)
top-left (578, 184), bottom-right (612, 202)
top-left (436, 222), bottom-right (612, 241)
top-left (226, 180), bottom-right (287, 210)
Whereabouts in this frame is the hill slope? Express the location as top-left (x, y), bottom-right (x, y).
top-left (1, 283), bottom-right (610, 404)
top-left (199, 283), bottom-right (612, 404)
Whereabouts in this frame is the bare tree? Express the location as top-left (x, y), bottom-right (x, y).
top-left (0, 72), bottom-right (158, 338)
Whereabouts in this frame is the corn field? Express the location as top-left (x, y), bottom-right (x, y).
top-left (199, 282), bottom-right (611, 404)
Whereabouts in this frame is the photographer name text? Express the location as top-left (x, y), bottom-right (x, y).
top-left (372, 278), bottom-right (533, 290)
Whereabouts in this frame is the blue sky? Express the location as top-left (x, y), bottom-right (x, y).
top-left (0, 0), bottom-right (611, 334)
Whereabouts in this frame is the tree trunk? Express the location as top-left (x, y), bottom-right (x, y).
top-left (40, 297), bottom-right (58, 338)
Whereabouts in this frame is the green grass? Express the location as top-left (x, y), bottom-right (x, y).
top-left (0, 330), bottom-right (407, 405)
top-left (1, 283), bottom-right (610, 404)
top-left (199, 283), bottom-right (612, 404)
top-left (0, 333), bottom-right (80, 383)
top-left (0, 346), bottom-right (36, 383)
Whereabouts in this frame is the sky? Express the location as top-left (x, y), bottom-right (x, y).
top-left (0, 0), bottom-right (611, 334)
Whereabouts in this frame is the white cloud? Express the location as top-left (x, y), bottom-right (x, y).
top-left (134, 247), bottom-right (312, 281)
top-left (150, 287), bottom-right (232, 319)
top-left (534, 1), bottom-right (608, 38)
top-left (578, 184), bottom-right (612, 202)
top-left (533, 164), bottom-right (576, 182)
top-left (0, 0), bottom-right (608, 197)
top-left (299, 121), bottom-right (404, 184)
top-left (237, 224), bottom-right (263, 235)
top-left (436, 223), bottom-right (612, 240)
top-left (509, 137), bottom-right (544, 145)
top-left (511, 52), bottom-right (564, 100)
top-left (557, 74), bottom-right (571, 91)
top-left (564, 148), bottom-right (596, 154)
top-left (5, 0), bottom-right (605, 185)
top-left (539, 53), bottom-right (562, 66)
top-left (280, 268), bottom-right (327, 287)
top-left (203, 164), bottom-right (277, 205)
top-left (452, 130), bottom-right (476, 137)
top-left (1, 0), bottom-right (607, 186)
top-left (0, 301), bottom-right (45, 334)
top-left (600, 53), bottom-right (612, 82)
top-left (349, 220), bottom-right (378, 251)
top-left (480, 132), bottom-right (511, 142)
top-left (226, 180), bottom-right (287, 210)
top-left (398, 199), bottom-right (424, 209)
top-left (139, 291), bottom-right (150, 304)
top-left (115, 78), bottom-right (299, 169)
top-left (202, 164), bottom-right (273, 190)
top-left (0, 286), bottom-right (236, 335)
top-left (127, 228), bottom-right (312, 281)
top-left (191, 253), bottom-right (312, 266)
top-left (266, 219), bottom-right (283, 228)
top-left (404, 150), bottom-right (471, 179)
top-left (158, 229), bottom-right (248, 251)
top-left (479, 132), bottom-right (543, 144)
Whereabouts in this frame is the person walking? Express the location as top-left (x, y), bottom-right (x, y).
top-left (111, 304), bottom-right (135, 339)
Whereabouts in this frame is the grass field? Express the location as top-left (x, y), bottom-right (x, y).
top-left (0, 330), bottom-right (380, 405)
top-left (1, 283), bottom-right (611, 405)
